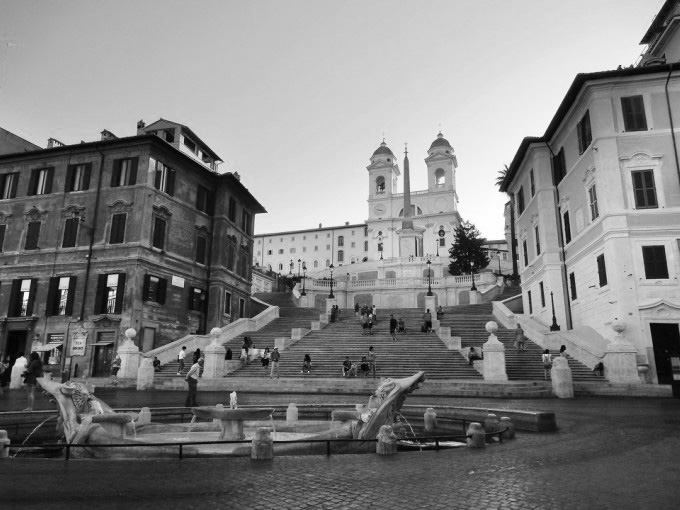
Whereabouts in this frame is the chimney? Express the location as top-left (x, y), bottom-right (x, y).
top-left (137, 119), bottom-right (145, 130)
top-left (319, 223), bottom-right (322, 228)
top-left (345, 221), bottom-right (349, 225)
top-left (233, 171), bottom-right (241, 181)
top-left (100, 130), bottom-right (118, 141)
top-left (47, 137), bottom-right (65, 149)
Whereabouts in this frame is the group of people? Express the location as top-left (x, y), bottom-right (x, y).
top-left (0, 352), bottom-right (44, 410)
top-left (342, 346), bottom-right (377, 378)
top-left (329, 305), bottom-right (341, 323)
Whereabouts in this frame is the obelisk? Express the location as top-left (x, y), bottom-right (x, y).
top-left (399, 143), bottom-right (420, 257)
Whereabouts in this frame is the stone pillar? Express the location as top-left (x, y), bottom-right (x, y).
top-left (251, 427), bottom-right (274, 460)
top-left (0, 430), bottom-right (10, 458)
top-left (118, 328), bottom-right (141, 380)
top-left (136, 407), bottom-right (152, 426)
top-left (376, 425), bottom-right (398, 455)
top-left (482, 322), bottom-right (508, 381)
top-left (466, 422), bottom-right (485, 448)
top-left (287, 404), bottom-right (298, 424)
top-left (136, 357), bottom-right (155, 390)
top-left (551, 357), bottom-right (574, 398)
top-left (203, 328), bottom-right (226, 379)
top-left (424, 408), bottom-right (437, 433)
top-left (425, 295), bottom-right (437, 317)
top-left (318, 313), bottom-right (328, 326)
top-left (604, 319), bottom-right (641, 384)
top-left (469, 290), bottom-right (482, 304)
top-left (500, 417), bottom-right (515, 440)
top-left (274, 338), bottom-right (287, 351)
top-left (485, 413), bottom-right (500, 442)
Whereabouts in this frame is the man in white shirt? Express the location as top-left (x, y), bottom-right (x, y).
top-left (185, 358), bottom-right (203, 407)
top-left (177, 346), bottom-right (187, 375)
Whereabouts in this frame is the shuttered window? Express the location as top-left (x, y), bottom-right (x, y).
top-left (597, 254), bottom-right (608, 287)
top-left (109, 213), bottom-right (126, 244)
top-left (62, 218), bottom-right (79, 248)
top-left (65, 163), bottom-right (91, 192)
top-left (631, 170), bottom-right (657, 209)
top-left (27, 167), bottom-right (53, 195)
top-left (152, 217), bottom-right (166, 250)
top-left (46, 276), bottom-right (77, 316)
top-left (111, 157), bottom-right (138, 187)
top-left (25, 221), bottom-right (41, 250)
top-left (143, 275), bottom-right (167, 304)
top-left (154, 160), bottom-right (175, 196)
top-left (642, 246), bottom-right (669, 279)
top-left (621, 96), bottom-right (647, 132)
top-left (0, 173), bottom-right (19, 199)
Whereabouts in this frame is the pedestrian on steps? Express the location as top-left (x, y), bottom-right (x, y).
top-left (389, 315), bottom-right (398, 341)
top-left (515, 325), bottom-right (527, 352)
top-left (367, 346), bottom-right (376, 378)
top-left (361, 313), bottom-right (368, 335)
top-left (542, 349), bottom-right (552, 380)
top-left (269, 347), bottom-right (281, 379)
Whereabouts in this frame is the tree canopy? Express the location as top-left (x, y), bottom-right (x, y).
top-left (448, 221), bottom-right (490, 276)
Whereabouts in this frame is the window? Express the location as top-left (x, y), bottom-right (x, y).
top-left (530, 169), bottom-right (535, 197)
top-left (435, 168), bottom-right (445, 187)
top-left (164, 129), bottom-right (175, 143)
top-left (577, 110), bottom-right (592, 154)
top-left (228, 197), bottom-right (237, 222)
top-left (522, 240), bottom-right (528, 266)
top-left (278, 263), bottom-right (283, 271)
top-left (8, 278), bottom-right (37, 317)
top-left (326, 244), bottom-right (330, 250)
top-left (109, 213), bottom-right (126, 244)
top-left (25, 221), bottom-right (41, 250)
top-left (238, 245), bottom-right (250, 278)
top-left (152, 217), bottom-right (166, 250)
top-left (154, 160), bottom-right (175, 196)
top-left (189, 287), bottom-right (206, 311)
top-left (376, 176), bottom-right (385, 194)
top-left (527, 290), bottom-right (533, 314)
top-left (439, 238), bottom-right (446, 247)
top-left (338, 250), bottom-right (344, 262)
top-left (278, 249), bottom-right (284, 254)
top-left (552, 147), bottom-right (566, 185)
top-left (27, 167), bottom-right (53, 195)
top-left (517, 186), bottom-right (525, 215)
top-left (631, 170), bottom-right (658, 209)
top-left (195, 235), bottom-right (207, 264)
top-left (364, 241), bottom-right (368, 251)
top-left (539, 282), bottom-right (545, 308)
top-left (535, 226), bottom-right (541, 256)
top-left (239, 298), bottom-right (246, 318)
top-left (569, 272), bottom-right (577, 300)
top-left (227, 236), bottom-right (237, 271)
top-left (267, 250), bottom-right (272, 255)
top-left (364, 227), bottom-right (368, 237)
top-left (621, 95), bottom-right (647, 131)
top-left (303, 247), bottom-right (307, 252)
top-left (95, 273), bottom-right (126, 314)
top-left (562, 211), bottom-right (571, 244)
top-left (183, 137), bottom-right (197, 153)
top-left (351, 242), bottom-right (355, 248)
top-left (111, 158), bottom-right (138, 187)
top-left (588, 185), bottom-right (599, 220)
top-left (143, 275), bottom-right (167, 304)
top-left (224, 291), bottom-right (232, 315)
top-left (314, 260), bottom-right (319, 268)
top-left (642, 246), bottom-right (669, 279)
top-left (62, 218), bottom-right (79, 248)
top-left (338, 236), bottom-right (344, 247)
top-left (314, 246), bottom-right (319, 251)
top-left (290, 248), bottom-right (296, 254)
top-left (0, 173), bottom-right (19, 199)
top-left (597, 254), bottom-right (608, 287)
top-left (65, 163), bottom-right (91, 192)
top-left (0, 224), bottom-right (5, 252)
top-left (46, 276), bottom-right (76, 316)
top-left (241, 211), bottom-right (251, 234)
top-left (196, 186), bottom-right (214, 214)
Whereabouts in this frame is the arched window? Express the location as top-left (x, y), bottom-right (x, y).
top-left (351, 257), bottom-right (356, 264)
top-left (435, 168), bottom-right (445, 187)
top-left (278, 263), bottom-right (283, 271)
top-left (313, 260), bottom-right (319, 268)
top-left (375, 176), bottom-right (385, 194)
top-left (338, 235), bottom-right (344, 247)
top-left (398, 205), bottom-right (423, 216)
top-left (338, 250), bottom-right (344, 262)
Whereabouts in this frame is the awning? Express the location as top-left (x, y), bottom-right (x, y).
top-left (33, 342), bottom-right (63, 352)
top-left (89, 341), bottom-right (114, 346)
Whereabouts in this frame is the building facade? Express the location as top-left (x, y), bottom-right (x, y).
top-left (0, 120), bottom-right (265, 378)
top-left (254, 133), bottom-right (463, 276)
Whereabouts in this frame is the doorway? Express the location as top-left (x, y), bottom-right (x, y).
top-left (650, 322), bottom-right (680, 385)
top-left (92, 332), bottom-right (115, 377)
top-left (3, 330), bottom-right (28, 366)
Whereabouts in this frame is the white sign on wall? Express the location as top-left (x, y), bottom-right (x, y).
top-left (172, 276), bottom-right (185, 288)
top-left (70, 327), bottom-right (88, 356)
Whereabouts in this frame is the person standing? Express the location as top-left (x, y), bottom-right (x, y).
top-left (354, 302), bottom-right (360, 317)
top-left (24, 352), bottom-right (44, 411)
top-left (367, 346), bottom-right (376, 378)
top-left (515, 325), bottom-right (527, 352)
top-left (542, 349), bottom-right (552, 380)
top-left (389, 315), bottom-right (398, 341)
top-left (301, 353), bottom-right (312, 374)
top-left (361, 313), bottom-right (368, 336)
top-left (269, 347), bottom-right (281, 379)
top-left (177, 346), bottom-right (187, 375)
top-left (423, 309), bottom-right (433, 333)
top-left (110, 354), bottom-right (122, 386)
top-left (367, 314), bottom-right (374, 335)
top-left (261, 347), bottom-right (271, 373)
top-left (192, 348), bottom-right (201, 364)
top-left (371, 305), bottom-right (377, 324)
top-left (360, 357), bottom-right (370, 378)
top-left (559, 345), bottom-right (568, 358)
top-left (185, 358), bottom-right (203, 407)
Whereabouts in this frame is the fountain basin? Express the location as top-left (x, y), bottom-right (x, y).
top-left (191, 407), bottom-right (275, 440)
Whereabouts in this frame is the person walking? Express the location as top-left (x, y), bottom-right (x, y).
top-left (389, 315), bottom-right (398, 341)
top-left (367, 314), bottom-right (374, 335)
top-left (515, 325), bottom-right (527, 352)
top-left (398, 317), bottom-right (405, 333)
top-left (184, 358), bottom-right (203, 407)
top-left (24, 352), bottom-right (44, 411)
top-left (361, 313), bottom-right (368, 336)
top-left (354, 302), bottom-right (360, 317)
top-left (559, 345), bottom-right (568, 358)
top-left (269, 347), bottom-right (281, 378)
top-left (177, 346), bottom-right (187, 375)
top-left (110, 354), bottom-right (122, 386)
top-left (301, 353), bottom-right (312, 374)
top-left (261, 347), bottom-right (271, 373)
top-left (542, 349), bottom-right (552, 380)
top-left (192, 348), bottom-right (201, 364)
top-left (367, 346), bottom-right (376, 378)
top-left (371, 305), bottom-right (377, 324)
top-left (423, 309), bottom-right (433, 333)
top-left (360, 356), bottom-right (370, 378)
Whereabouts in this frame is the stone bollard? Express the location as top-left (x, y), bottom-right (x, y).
top-left (466, 422), bottom-right (485, 448)
top-left (213, 404), bottom-right (225, 427)
top-left (424, 408), bottom-right (437, 433)
top-left (0, 430), bottom-right (10, 458)
top-left (485, 413), bottom-right (500, 443)
top-left (287, 403), bottom-right (298, 425)
top-left (251, 427), bottom-right (274, 460)
top-left (551, 357), bottom-right (574, 398)
top-left (376, 425), bottom-right (398, 455)
top-left (137, 407), bottom-right (152, 426)
top-left (500, 417), bottom-right (515, 440)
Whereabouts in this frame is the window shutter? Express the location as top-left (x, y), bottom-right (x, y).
top-left (65, 276), bottom-right (77, 315)
top-left (26, 278), bottom-right (37, 315)
top-left (153, 217), bottom-right (165, 249)
top-left (154, 165), bottom-right (162, 189)
top-left (188, 286), bottom-right (196, 310)
top-left (65, 165), bottom-right (74, 192)
top-left (196, 236), bottom-right (206, 264)
top-left (111, 159), bottom-right (121, 187)
top-left (95, 274), bottom-right (107, 314)
top-left (166, 168), bottom-right (175, 196)
top-left (158, 278), bottom-right (167, 304)
top-left (114, 273), bottom-right (126, 314)
top-left (142, 274), bottom-right (151, 301)
top-left (82, 163), bottom-right (92, 190)
top-left (46, 277), bottom-right (59, 316)
top-left (8, 279), bottom-right (21, 317)
top-left (44, 167), bottom-right (54, 194)
top-left (0, 224), bottom-right (5, 252)
top-left (27, 169), bottom-right (37, 196)
top-left (9, 173), bottom-right (18, 198)
top-left (128, 157), bottom-right (138, 186)
top-left (62, 218), bottom-right (78, 248)
top-left (25, 221), bottom-right (40, 249)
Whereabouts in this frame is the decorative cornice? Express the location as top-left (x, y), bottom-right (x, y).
top-left (24, 206), bottom-right (48, 221)
top-left (107, 199), bottom-right (134, 213)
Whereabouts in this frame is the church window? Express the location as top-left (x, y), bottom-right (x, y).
top-left (376, 176), bottom-right (385, 194)
top-left (338, 236), bottom-right (344, 247)
top-left (364, 241), bottom-right (368, 251)
top-left (314, 260), bottom-right (319, 268)
top-left (351, 242), bottom-right (355, 248)
top-left (435, 169), bottom-right (445, 187)
top-left (325, 259), bottom-right (330, 267)
top-left (338, 250), bottom-right (344, 262)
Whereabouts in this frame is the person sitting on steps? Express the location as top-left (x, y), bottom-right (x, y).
top-left (342, 356), bottom-right (353, 377)
top-left (468, 347), bottom-right (482, 366)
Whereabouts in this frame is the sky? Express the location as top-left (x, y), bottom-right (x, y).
top-left (0, 0), bottom-right (664, 240)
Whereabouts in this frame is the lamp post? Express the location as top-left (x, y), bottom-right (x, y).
top-left (297, 258), bottom-right (302, 278)
top-left (470, 261), bottom-right (477, 291)
top-left (328, 263), bottom-right (335, 298)
top-left (301, 262), bottom-right (307, 296)
top-left (199, 293), bottom-right (207, 335)
top-left (549, 291), bottom-right (561, 331)
top-left (497, 251), bottom-right (502, 275)
top-left (289, 259), bottom-right (293, 275)
top-left (426, 258), bottom-right (433, 296)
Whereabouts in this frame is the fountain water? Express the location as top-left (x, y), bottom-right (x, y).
top-left (12, 415), bottom-right (58, 458)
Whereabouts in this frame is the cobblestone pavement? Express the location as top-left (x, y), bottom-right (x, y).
top-left (2, 390), bottom-right (680, 509)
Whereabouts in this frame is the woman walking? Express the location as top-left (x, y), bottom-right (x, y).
top-left (542, 349), bottom-right (552, 380)
top-left (110, 354), bottom-right (122, 386)
top-left (24, 352), bottom-right (44, 411)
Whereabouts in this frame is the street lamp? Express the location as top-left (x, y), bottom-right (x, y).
top-left (470, 261), bottom-right (477, 291)
top-left (497, 251), bottom-right (502, 275)
top-left (301, 262), bottom-right (307, 296)
top-left (328, 263), bottom-right (335, 298)
top-left (199, 293), bottom-right (207, 335)
top-left (549, 291), bottom-right (561, 331)
top-left (289, 259), bottom-right (293, 275)
top-left (426, 258), bottom-right (433, 296)
top-left (297, 258), bottom-right (301, 278)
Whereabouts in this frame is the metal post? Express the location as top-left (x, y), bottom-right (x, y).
top-left (470, 262), bottom-right (477, 291)
top-left (426, 258), bottom-right (433, 296)
top-left (550, 291), bottom-right (561, 331)
top-left (328, 264), bottom-right (334, 299)
top-left (301, 263), bottom-right (306, 296)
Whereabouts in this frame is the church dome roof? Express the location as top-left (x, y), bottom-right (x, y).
top-left (429, 132), bottom-right (452, 150)
top-left (372, 141), bottom-right (394, 157)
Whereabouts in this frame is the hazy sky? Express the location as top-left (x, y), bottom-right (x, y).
top-left (0, 0), bottom-right (662, 239)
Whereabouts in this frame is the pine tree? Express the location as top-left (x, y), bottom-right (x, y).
top-left (448, 221), bottom-right (490, 276)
